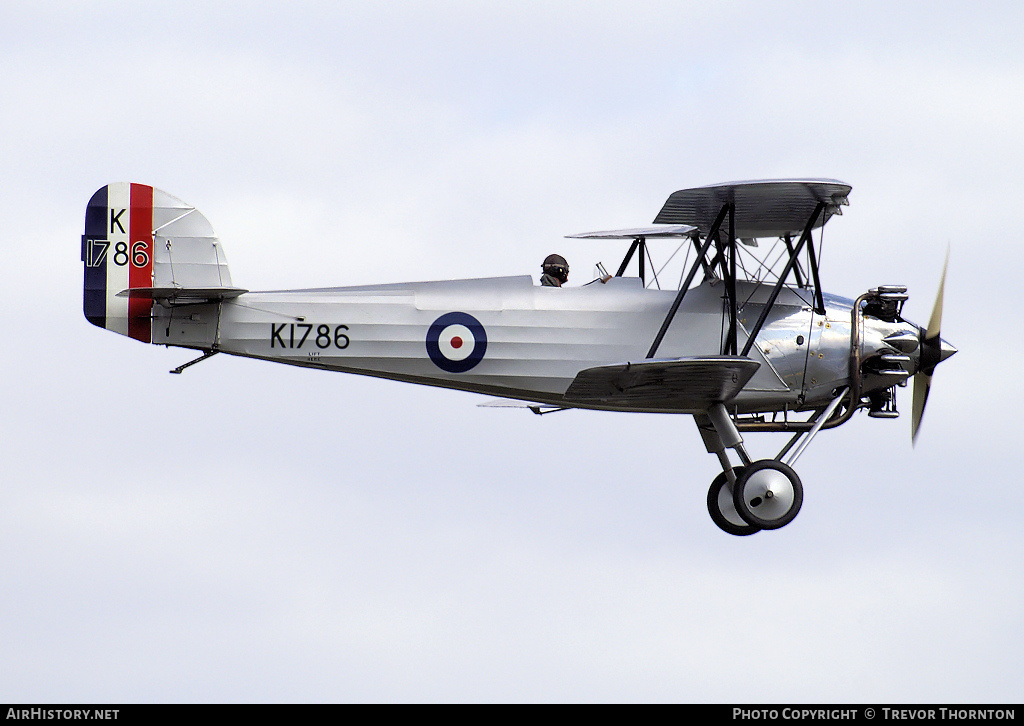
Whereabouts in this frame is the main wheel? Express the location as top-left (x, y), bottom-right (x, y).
top-left (732, 460), bottom-right (803, 530)
top-left (707, 467), bottom-right (761, 536)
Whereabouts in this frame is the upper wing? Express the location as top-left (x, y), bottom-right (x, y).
top-left (564, 355), bottom-right (760, 411)
top-left (653, 179), bottom-right (851, 238)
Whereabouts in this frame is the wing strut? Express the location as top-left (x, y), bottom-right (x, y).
top-left (739, 201), bottom-right (825, 358)
top-left (614, 238), bottom-right (639, 277)
top-left (703, 216), bottom-right (739, 351)
top-left (725, 204), bottom-right (738, 354)
top-left (644, 186), bottom-right (833, 361)
top-left (646, 208), bottom-right (725, 359)
top-left (783, 234), bottom-right (805, 288)
top-left (614, 236), bottom-right (646, 285)
top-left (804, 230), bottom-right (826, 315)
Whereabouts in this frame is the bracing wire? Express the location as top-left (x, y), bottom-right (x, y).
top-left (645, 243), bottom-right (661, 290)
top-left (678, 243), bottom-right (693, 290)
top-left (647, 240), bottom-right (687, 289)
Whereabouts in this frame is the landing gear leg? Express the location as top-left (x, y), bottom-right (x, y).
top-left (696, 390), bottom-right (846, 534)
top-left (696, 405), bottom-right (761, 536)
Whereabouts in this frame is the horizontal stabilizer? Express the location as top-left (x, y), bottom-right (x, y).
top-left (116, 286), bottom-right (248, 303)
top-left (564, 355), bottom-right (760, 410)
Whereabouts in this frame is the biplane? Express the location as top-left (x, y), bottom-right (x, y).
top-left (81, 179), bottom-right (955, 535)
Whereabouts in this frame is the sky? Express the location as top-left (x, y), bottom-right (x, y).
top-left (2, 0), bottom-right (1023, 703)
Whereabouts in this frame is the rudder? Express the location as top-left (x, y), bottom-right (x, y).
top-left (82, 183), bottom-right (236, 343)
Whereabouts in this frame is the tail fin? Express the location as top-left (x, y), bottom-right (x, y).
top-left (82, 183), bottom-right (242, 342)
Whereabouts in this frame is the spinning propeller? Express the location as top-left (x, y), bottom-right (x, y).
top-left (911, 251), bottom-right (956, 444)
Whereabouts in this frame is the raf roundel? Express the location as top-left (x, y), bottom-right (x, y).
top-left (426, 312), bottom-right (487, 373)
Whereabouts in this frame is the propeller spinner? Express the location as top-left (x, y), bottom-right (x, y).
top-left (911, 252), bottom-right (957, 443)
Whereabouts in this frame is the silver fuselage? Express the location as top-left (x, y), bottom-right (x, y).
top-left (153, 275), bottom-right (912, 414)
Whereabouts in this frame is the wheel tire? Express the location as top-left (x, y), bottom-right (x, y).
top-left (707, 467), bottom-right (761, 536)
top-left (732, 460), bottom-right (803, 530)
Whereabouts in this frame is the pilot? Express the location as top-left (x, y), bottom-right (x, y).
top-left (540, 254), bottom-right (569, 287)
